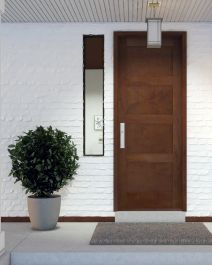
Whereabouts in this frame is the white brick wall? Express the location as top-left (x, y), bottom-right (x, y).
top-left (0, 8), bottom-right (5, 254)
top-left (0, 22), bottom-right (212, 217)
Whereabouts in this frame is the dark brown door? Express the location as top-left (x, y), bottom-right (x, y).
top-left (114, 32), bottom-right (186, 211)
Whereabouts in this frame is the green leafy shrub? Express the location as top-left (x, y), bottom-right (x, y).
top-left (8, 126), bottom-right (79, 197)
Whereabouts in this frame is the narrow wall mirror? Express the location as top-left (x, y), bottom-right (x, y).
top-left (83, 36), bottom-right (104, 156)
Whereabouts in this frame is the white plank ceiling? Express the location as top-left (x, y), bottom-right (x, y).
top-left (2, 0), bottom-right (212, 23)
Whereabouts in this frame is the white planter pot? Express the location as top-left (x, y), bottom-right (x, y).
top-left (27, 195), bottom-right (61, 230)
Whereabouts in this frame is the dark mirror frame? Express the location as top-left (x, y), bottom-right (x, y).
top-left (83, 35), bottom-right (105, 156)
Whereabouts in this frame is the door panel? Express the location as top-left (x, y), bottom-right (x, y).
top-left (125, 48), bottom-right (173, 77)
top-left (127, 123), bottom-right (173, 153)
top-left (114, 32), bottom-right (186, 211)
top-left (126, 84), bottom-right (173, 115)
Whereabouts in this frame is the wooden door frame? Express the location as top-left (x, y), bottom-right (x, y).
top-left (114, 31), bottom-right (187, 211)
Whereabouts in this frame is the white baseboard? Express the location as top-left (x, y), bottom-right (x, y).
top-left (115, 211), bottom-right (186, 222)
top-left (0, 231), bottom-right (5, 256)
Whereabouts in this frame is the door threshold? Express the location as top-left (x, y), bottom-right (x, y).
top-left (115, 211), bottom-right (185, 222)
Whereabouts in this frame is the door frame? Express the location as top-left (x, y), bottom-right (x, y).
top-left (114, 31), bottom-right (187, 211)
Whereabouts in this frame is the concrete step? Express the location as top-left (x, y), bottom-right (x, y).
top-left (0, 231), bottom-right (5, 255)
top-left (115, 211), bottom-right (185, 222)
top-left (11, 247), bottom-right (212, 265)
top-left (7, 222), bottom-right (212, 265)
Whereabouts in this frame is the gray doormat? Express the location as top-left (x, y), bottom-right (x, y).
top-left (90, 223), bottom-right (212, 245)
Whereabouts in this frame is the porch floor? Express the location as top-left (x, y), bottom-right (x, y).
top-left (1, 222), bottom-right (212, 265)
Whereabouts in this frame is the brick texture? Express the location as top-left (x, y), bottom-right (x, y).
top-left (0, 23), bottom-right (212, 217)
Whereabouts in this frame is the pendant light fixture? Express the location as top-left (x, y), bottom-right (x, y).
top-left (0, 0), bottom-right (4, 14)
top-left (146, 1), bottom-right (162, 48)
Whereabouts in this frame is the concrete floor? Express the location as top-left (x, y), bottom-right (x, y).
top-left (0, 222), bottom-right (97, 265)
top-left (1, 222), bottom-right (212, 265)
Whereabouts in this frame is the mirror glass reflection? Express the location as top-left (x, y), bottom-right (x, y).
top-left (85, 69), bottom-right (104, 155)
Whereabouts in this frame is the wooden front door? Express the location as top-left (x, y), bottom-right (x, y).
top-left (114, 32), bottom-right (186, 211)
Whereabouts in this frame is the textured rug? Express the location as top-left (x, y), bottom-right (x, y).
top-left (90, 223), bottom-right (212, 245)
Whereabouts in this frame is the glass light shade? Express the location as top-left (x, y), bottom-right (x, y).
top-left (147, 18), bottom-right (162, 48)
top-left (0, 0), bottom-right (5, 13)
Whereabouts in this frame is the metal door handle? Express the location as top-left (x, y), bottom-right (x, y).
top-left (120, 122), bottom-right (125, 149)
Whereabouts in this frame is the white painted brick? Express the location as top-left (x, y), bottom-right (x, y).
top-left (0, 23), bottom-right (212, 217)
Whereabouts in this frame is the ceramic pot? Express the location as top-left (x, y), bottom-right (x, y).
top-left (27, 195), bottom-right (61, 230)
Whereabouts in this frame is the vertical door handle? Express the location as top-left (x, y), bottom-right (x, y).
top-left (120, 122), bottom-right (125, 149)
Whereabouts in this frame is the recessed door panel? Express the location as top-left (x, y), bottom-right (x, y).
top-left (127, 123), bottom-right (173, 154)
top-left (126, 85), bottom-right (173, 115)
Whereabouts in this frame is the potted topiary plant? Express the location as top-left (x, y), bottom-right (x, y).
top-left (8, 126), bottom-right (79, 230)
